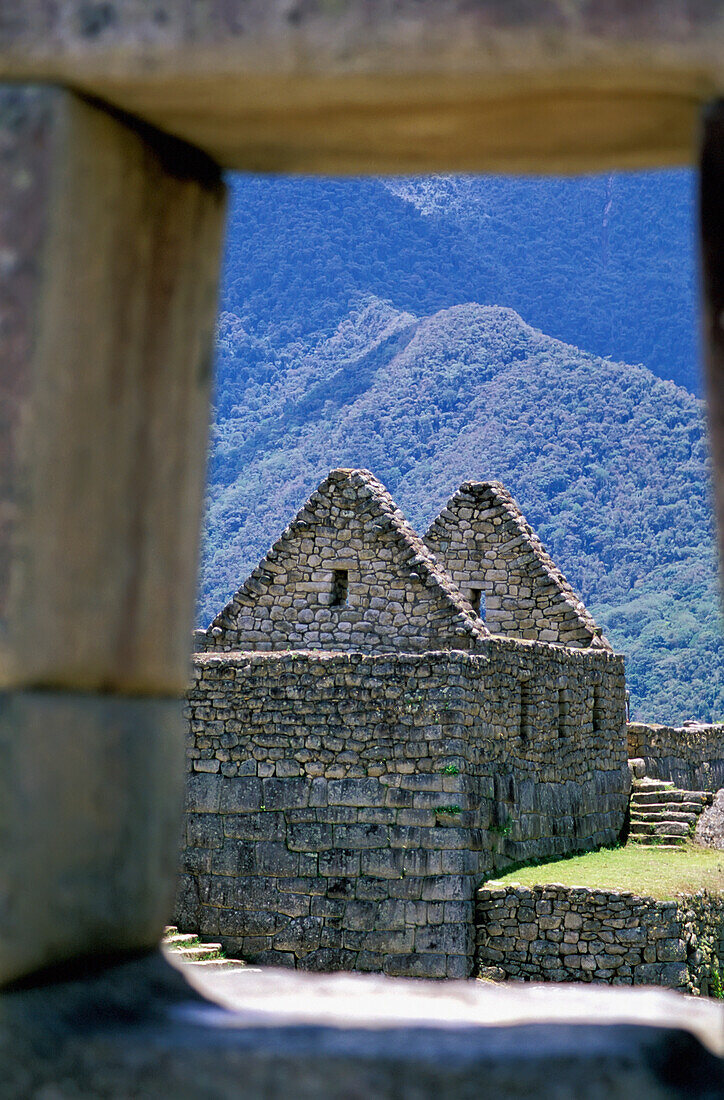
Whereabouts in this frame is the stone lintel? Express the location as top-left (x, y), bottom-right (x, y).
top-left (1, 3), bottom-right (724, 172)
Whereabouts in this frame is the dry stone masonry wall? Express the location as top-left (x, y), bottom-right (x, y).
top-left (476, 884), bottom-right (724, 995)
top-left (627, 722), bottom-right (724, 792)
top-left (196, 470), bottom-right (488, 656)
top-left (176, 645), bottom-right (627, 978)
top-left (424, 482), bottom-right (608, 650)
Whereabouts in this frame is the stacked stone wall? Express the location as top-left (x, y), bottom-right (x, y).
top-left (197, 469), bottom-right (486, 656)
top-left (627, 722), bottom-right (724, 791)
top-left (476, 884), bottom-right (724, 995)
top-left (176, 644), bottom-right (627, 977)
top-left (424, 482), bottom-right (606, 649)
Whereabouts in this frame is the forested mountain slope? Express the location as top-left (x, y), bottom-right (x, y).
top-left (202, 298), bottom-right (721, 725)
top-left (222, 171), bottom-right (699, 393)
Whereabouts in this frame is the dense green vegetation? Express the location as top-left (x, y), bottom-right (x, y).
top-left (201, 171), bottom-right (720, 723)
top-left (202, 296), bottom-right (722, 724)
top-left (221, 171), bottom-right (699, 391)
top-left (488, 844), bottom-right (724, 899)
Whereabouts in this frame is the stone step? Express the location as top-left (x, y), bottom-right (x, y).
top-left (165, 943), bottom-right (223, 961)
top-left (631, 789), bottom-right (711, 806)
top-left (183, 958), bottom-right (246, 971)
top-left (629, 809), bottom-right (698, 825)
top-left (629, 799), bottom-right (709, 815)
top-left (163, 932), bottom-right (199, 946)
top-left (632, 778), bottom-right (675, 791)
top-left (628, 837), bottom-right (685, 849)
top-left (629, 820), bottom-right (690, 837)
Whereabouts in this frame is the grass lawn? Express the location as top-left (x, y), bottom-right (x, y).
top-left (487, 843), bottom-right (724, 900)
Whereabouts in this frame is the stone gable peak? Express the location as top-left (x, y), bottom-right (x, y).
top-left (425, 481), bottom-right (609, 650)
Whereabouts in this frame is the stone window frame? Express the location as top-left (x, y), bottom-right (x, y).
top-left (330, 568), bottom-right (349, 609)
top-left (520, 679), bottom-right (533, 742)
top-left (557, 687), bottom-right (570, 738)
top-left (468, 586), bottom-right (486, 621)
top-left (592, 683), bottom-right (602, 734)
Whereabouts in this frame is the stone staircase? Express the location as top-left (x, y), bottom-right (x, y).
top-left (628, 769), bottom-right (714, 848)
top-left (162, 927), bottom-right (246, 971)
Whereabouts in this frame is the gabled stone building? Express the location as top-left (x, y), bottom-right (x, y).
top-left (424, 481), bottom-right (608, 649)
top-left (183, 470), bottom-right (627, 978)
top-left (196, 469), bottom-right (489, 654)
top-left (195, 469), bottom-right (606, 655)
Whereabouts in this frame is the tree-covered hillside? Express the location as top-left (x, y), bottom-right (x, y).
top-left (222, 170), bottom-right (699, 392)
top-left (202, 298), bottom-right (722, 725)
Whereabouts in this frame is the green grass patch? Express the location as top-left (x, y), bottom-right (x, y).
top-left (487, 843), bottom-right (724, 900)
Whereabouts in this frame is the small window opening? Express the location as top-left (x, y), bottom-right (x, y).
top-left (330, 569), bottom-right (348, 608)
top-left (520, 681), bottom-right (532, 741)
top-left (592, 685), bottom-right (602, 733)
top-left (557, 688), bottom-right (569, 737)
top-left (469, 587), bottom-right (485, 620)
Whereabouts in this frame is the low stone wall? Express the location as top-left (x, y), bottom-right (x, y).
top-left (175, 644), bottom-right (627, 977)
top-left (627, 722), bottom-right (724, 791)
top-left (476, 884), bottom-right (724, 995)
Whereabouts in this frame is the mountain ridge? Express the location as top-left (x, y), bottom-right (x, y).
top-left (202, 298), bottom-right (721, 724)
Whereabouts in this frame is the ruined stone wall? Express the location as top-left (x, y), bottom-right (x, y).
top-left (196, 469), bottom-right (487, 656)
top-left (424, 482), bottom-right (606, 649)
top-left (175, 644), bottom-right (627, 977)
top-left (476, 884), bottom-right (724, 995)
top-left (627, 722), bottom-right (724, 791)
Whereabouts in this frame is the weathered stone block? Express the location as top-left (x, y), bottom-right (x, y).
top-left (376, 900), bottom-right (407, 930)
top-left (362, 929), bottom-right (415, 954)
top-left (416, 924), bottom-right (470, 956)
top-left (360, 849), bottom-right (404, 879)
top-left (333, 823), bottom-right (388, 849)
top-left (301, 948), bottom-right (358, 972)
top-left (218, 909), bottom-right (281, 937)
top-left (328, 778), bottom-right (386, 807)
top-left (355, 878), bottom-right (389, 902)
top-left (187, 814), bottom-right (223, 850)
top-left (262, 778), bottom-right (310, 810)
top-left (181, 848), bottom-right (212, 875)
top-left (219, 778), bottom-right (263, 813)
top-left (273, 916), bottom-right (324, 954)
top-left (222, 811), bottom-right (286, 841)
top-left (193, 758), bottom-right (221, 774)
top-left (344, 901), bottom-right (377, 931)
top-left (210, 842), bottom-right (257, 877)
top-left (383, 952), bottom-right (448, 978)
top-left (256, 842), bottom-right (299, 877)
top-left (657, 939), bottom-right (687, 963)
top-left (320, 848), bottom-right (361, 877)
top-left (287, 823), bottom-right (333, 851)
top-left (421, 876), bottom-right (467, 902)
top-left (186, 773), bottom-right (222, 813)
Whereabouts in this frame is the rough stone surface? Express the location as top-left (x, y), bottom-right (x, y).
top-left (183, 471), bottom-right (627, 978)
top-left (627, 723), bottom-right (724, 791)
top-left (195, 469), bottom-right (489, 655)
top-left (476, 885), bottom-right (724, 996)
top-left (424, 481), bottom-right (608, 649)
top-left (2, 3), bottom-right (724, 174)
top-left (1, 952), bottom-right (722, 1099)
top-left (628, 773), bottom-right (714, 847)
top-left (196, 471), bottom-right (610, 658)
top-left (0, 691), bottom-right (184, 986)
top-left (176, 647), bottom-right (627, 977)
top-left (696, 789), bottom-right (724, 850)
